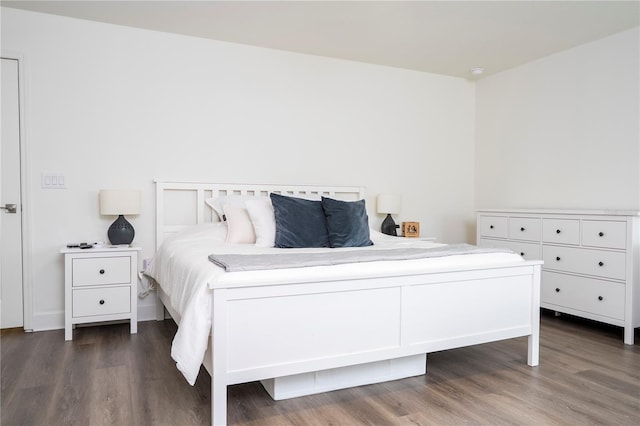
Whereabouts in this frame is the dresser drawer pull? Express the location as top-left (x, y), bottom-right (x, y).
top-left (520, 252), bottom-right (525, 256)
top-left (489, 225), bottom-right (494, 229)
top-left (556, 256), bottom-right (561, 261)
top-left (99, 299), bottom-right (105, 305)
top-left (598, 296), bottom-right (603, 301)
top-left (556, 229), bottom-right (561, 234)
top-left (598, 261), bottom-right (604, 267)
top-left (99, 269), bottom-right (105, 275)
top-left (520, 227), bottom-right (525, 232)
top-left (555, 288), bottom-right (560, 293)
top-left (599, 232), bottom-right (604, 237)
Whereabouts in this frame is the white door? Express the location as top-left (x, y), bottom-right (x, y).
top-left (1, 57), bottom-right (24, 329)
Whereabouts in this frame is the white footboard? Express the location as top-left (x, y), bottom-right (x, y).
top-left (210, 262), bottom-right (541, 425)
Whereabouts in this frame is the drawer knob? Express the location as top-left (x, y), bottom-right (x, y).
top-left (99, 269), bottom-right (105, 275)
top-left (598, 232), bottom-right (604, 237)
top-left (598, 261), bottom-right (604, 267)
top-left (520, 227), bottom-right (525, 232)
top-left (99, 299), bottom-right (105, 305)
top-left (556, 256), bottom-right (561, 261)
top-left (520, 252), bottom-right (525, 257)
top-left (556, 229), bottom-right (561, 234)
top-left (489, 225), bottom-right (494, 229)
top-left (555, 288), bottom-right (560, 293)
top-left (598, 296), bottom-right (604, 301)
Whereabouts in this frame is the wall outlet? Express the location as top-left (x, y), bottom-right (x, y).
top-left (143, 258), bottom-right (153, 270)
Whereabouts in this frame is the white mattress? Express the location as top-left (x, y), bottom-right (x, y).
top-left (145, 223), bottom-right (523, 385)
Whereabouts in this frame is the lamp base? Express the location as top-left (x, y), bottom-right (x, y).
top-left (108, 215), bottom-right (135, 245)
top-left (381, 214), bottom-right (399, 236)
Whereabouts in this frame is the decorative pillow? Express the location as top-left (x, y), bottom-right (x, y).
top-left (205, 197), bottom-right (227, 221)
top-left (205, 195), bottom-right (269, 221)
top-left (321, 197), bottom-right (373, 248)
top-left (270, 193), bottom-right (330, 248)
top-left (245, 198), bottom-right (276, 247)
top-left (223, 204), bottom-right (256, 244)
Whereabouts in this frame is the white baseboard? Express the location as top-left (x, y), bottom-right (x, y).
top-left (29, 301), bottom-right (159, 332)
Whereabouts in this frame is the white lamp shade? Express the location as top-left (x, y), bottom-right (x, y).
top-left (377, 193), bottom-right (401, 214)
top-left (99, 190), bottom-right (141, 216)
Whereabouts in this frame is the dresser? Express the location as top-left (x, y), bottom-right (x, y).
top-left (476, 209), bottom-right (639, 344)
top-left (61, 246), bottom-right (141, 341)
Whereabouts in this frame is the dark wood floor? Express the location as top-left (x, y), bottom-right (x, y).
top-left (2, 310), bottom-right (639, 425)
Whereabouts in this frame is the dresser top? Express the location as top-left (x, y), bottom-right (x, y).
top-left (476, 209), bottom-right (640, 216)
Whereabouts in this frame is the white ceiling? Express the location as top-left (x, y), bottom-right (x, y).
top-left (3, 1), bottom-right (639, 78)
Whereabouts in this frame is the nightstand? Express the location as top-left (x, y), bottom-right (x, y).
top-left (418, 236), bottom-right (437, 242)
top-left (61, 245), bottom-right (141, 341)
top-left (405, 236), bottom-right (437, 242)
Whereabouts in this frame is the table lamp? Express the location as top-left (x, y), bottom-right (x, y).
top-left (99, 189), bottom-right (141, 245)
top-left (377, 193), bottom-right (401, 236)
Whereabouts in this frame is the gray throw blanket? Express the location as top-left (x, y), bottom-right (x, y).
top-left (209, 244), bottom-right (513, 272)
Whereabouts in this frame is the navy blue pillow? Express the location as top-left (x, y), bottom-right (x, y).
top-left (321, 197), bottom-right (373, 248)
top-left (270, 193), bottom-right (330, 248)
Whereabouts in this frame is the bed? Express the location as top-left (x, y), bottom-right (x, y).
top-left (147, 181), bottom-right (542, 426)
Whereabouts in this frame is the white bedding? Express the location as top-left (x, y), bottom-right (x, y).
top-left (145, 223), bottom-right (523, 385)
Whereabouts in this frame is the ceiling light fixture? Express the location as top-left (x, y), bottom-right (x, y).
top-left (470, 67), bottom-right (485, 76)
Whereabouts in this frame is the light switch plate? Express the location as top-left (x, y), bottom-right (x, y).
top-left (42, 173), bottom-right (66, 189)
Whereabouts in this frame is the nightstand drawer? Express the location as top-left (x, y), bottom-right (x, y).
top-left (543, 246), bottom-right (626, 280)
top-left (508, 217), bottom-right (541, 242)
top-left (478, 216), bottom-right (508, 238)
top-left (582, 220), bottom-right (626, 249)
top-left (72, 286), bottom-right (131, 318)
top-left (543, 219), bottom-right (580, 245)
top-left (72, 256), bottom-right (131, 287)
top-left (542, 271), bottom-right (624, 320)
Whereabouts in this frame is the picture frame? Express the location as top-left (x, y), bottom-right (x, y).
top-left (402, 221), bottom-right (420, 238)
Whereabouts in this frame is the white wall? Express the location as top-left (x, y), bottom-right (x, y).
top-left (1, 8), bottom-right (476, 330)
top-left (475, 27), bottom-right (639, 211)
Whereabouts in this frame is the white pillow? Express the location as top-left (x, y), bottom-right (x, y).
top-left (223, 204), bottom-right (256, 244)
top-left (246, 198), bottom-right (276, 247)
top-left (205, 195), bottom-right (270, 221)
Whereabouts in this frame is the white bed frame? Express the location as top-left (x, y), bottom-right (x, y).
top-left (154, 181), bottom-right (542, 426)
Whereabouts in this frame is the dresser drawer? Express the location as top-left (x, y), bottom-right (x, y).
top-left (478, 216), bottom-right (508, 238)
top-left (72, 256), bottom-right (131, 287)
top-left (508, 217), bottom-right (541, 242)
top-left (543, 246), bottom-right (626, 280)
top-left (478, 239), bottom-right (527, 259)
top-left (504, 241), bottom-right (541, 261)
top-left (582, 220), bottom-right (626, 249)
top-left (542, 271), bottom-right (624, 320)
top-left (72, 286), bottom-right (131, 318)
top-left (479, 239), bottom-right (541, 261)
top-left (542, 219), bottom-right (580, 245)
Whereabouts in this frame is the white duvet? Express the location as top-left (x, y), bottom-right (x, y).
top-left (145, 223), bottom-right (523, 385)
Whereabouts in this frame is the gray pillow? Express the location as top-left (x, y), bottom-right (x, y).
top-left (270, 193), bottom-right (330, 248)
top-left (321, 197), bottom-right (373, 248)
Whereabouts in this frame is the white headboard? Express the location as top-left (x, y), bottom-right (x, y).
top-left (154, 181), bottom-right (366, 250)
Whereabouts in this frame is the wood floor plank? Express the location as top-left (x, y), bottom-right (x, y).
top-left (2, 311), bottom-right (639, 425)
top-left (89, 365), bottom-right (134, 425)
